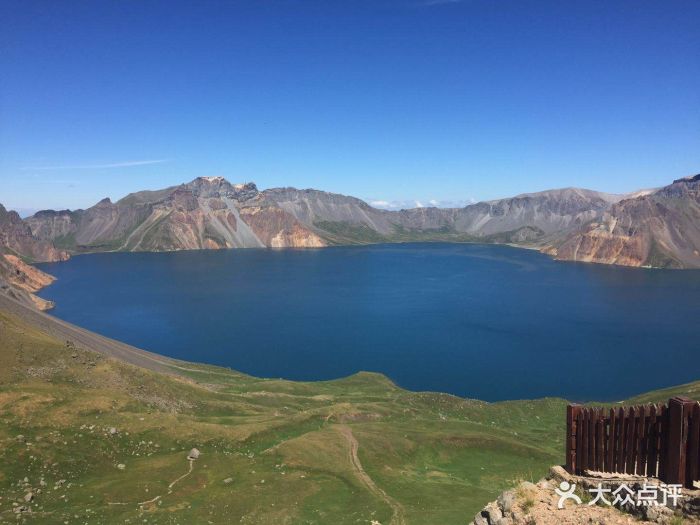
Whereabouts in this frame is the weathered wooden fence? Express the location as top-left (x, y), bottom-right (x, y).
top-left (565, 396), bottom-right (700, 488)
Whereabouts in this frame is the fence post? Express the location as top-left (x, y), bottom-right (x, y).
top-left (664, 396), bottom-right (693, 486)
top-left (566, 404), bottom-right (582, 474)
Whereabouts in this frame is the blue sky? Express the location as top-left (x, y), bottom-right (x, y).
top-left (1, 0), bottom-right (699, 213)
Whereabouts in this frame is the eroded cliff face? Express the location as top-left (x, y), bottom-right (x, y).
top-left (545, 175), bottom-right (700, 268)
top-left (0, 254), bottom-right (56, 310)
top-left (238, 205), bottom-right (326, 248)
top-left (0, 205), bottom-right (69, 262)
top-left (0, 205), bottom-right (69, 309)
top-left (27, 177), bottom-right (327, 252)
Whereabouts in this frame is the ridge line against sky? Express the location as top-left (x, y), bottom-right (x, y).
top-left (1, 0), bottom-right (699, 211)
top-left (1, 170), bottom-right (676, 218)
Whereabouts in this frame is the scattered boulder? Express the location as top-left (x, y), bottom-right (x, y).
top-left (473, 512), bottom-right (488, 525)
top-left (109, 427), bottom-right (118, 435)
top-left (23, 492), bottom-right (33, 502)
top-left (187, 448), bottom-right (201, 460)
top-left (473, 501), bottom-right (505, 525)
top-left (223, 477), bottom-right (233, 484)
top-left (116, 464), bottom-right (126, 470)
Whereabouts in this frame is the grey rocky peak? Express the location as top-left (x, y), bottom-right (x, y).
top-left (184, 176), bottom-right (259, 201)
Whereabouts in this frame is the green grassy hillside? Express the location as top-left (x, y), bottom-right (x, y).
top-left (0, 309), bottom-right (697, 524)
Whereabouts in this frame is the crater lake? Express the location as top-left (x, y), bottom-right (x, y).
top-left (37, 243), bottom-right (700, 401)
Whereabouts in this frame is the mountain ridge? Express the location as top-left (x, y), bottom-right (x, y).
top-left (544, 174), bottom-right (700, 268)
top-left (3, 173), bottom-right (699, 280)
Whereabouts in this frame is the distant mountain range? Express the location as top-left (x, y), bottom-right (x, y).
top-left (1, 173), bottom-right (699, 307)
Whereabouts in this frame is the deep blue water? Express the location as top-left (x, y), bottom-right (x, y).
top-left (37, 243), bottom-right (700, 402)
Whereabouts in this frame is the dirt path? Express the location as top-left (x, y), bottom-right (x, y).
top-left (108, 458), bottom-right (196, 507)
top-left (137, 458), bottom-right (195, 507)
top-left (338, 425), bottom-right (406, 525)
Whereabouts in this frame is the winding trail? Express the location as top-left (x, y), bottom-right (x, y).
top-left (338, 425), bottom-right (406, 525)
top-left (107, 458), bottom-right (196, 507)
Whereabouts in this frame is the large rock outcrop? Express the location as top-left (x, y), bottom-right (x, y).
top-left (0, 255), bottom-right (56, 310)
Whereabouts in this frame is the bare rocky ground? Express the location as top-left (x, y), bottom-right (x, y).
top-left (470, 466), bottom-right (700, 525)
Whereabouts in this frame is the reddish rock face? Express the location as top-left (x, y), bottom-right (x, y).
top-left (545, 176), bottom-right (700, 268)
top-left (238, 205), bottom-right (326, 248)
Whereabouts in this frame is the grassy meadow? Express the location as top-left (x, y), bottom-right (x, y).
top-left (0, 309), bottom-right (697, 524)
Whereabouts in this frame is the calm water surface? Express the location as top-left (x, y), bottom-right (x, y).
top-left (38, 243), bottom-right (700, 401)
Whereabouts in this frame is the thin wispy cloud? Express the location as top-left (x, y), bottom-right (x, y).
top-left (22, 159), bottom-right (170, 170)
top-left (369, 197), bottom-right (476, 210)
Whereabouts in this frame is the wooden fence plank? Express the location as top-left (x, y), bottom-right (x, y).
top-left (617, 407), bottom-right (626, 474)
top-left (687, 402), bottom-right (700, 488)
top-left (588, 408), bottom-right (595, 471)
top-left (625, 406), bottom-right (637, 474)
top-left (637, 405), bottom-right (648, 476)
top-left (576, 409), bottom-right (584, 474)
top-left (606, 408), bottom-right (615, 473)
top-left (566, 405), bottom-right (581, 474)
top-left (581, 409), bottom-right (589, 472)
top-left (647, 404), bottom-right (658, 478)
top-left (588, 408), bottom-right (597, 470)
top-left (658, 404), bottom-right (667, 481)
top-left (596, 411), bottom-right (605, 471)
top-left (587, 408), bottom-right (594, 471)
top-left (665, 397), bottom-right (693, 486)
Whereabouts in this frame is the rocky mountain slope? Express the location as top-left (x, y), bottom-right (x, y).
top-left (27, 176), bottom-right (626, 253)
top-left (0, 204), bottom-right (67, 263)
top-left (26, 177), bottom-right (325, 252)
top-left (0, 204), bottom-right (68, 309)
top-left (545, 175), bottom-right (700, 268)
top-left (265, 186), bottom-right (624, 245)
top-left (0, 255), bottom-right (56, 311)
top-left (16, 172), bottom-right (700, 268)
